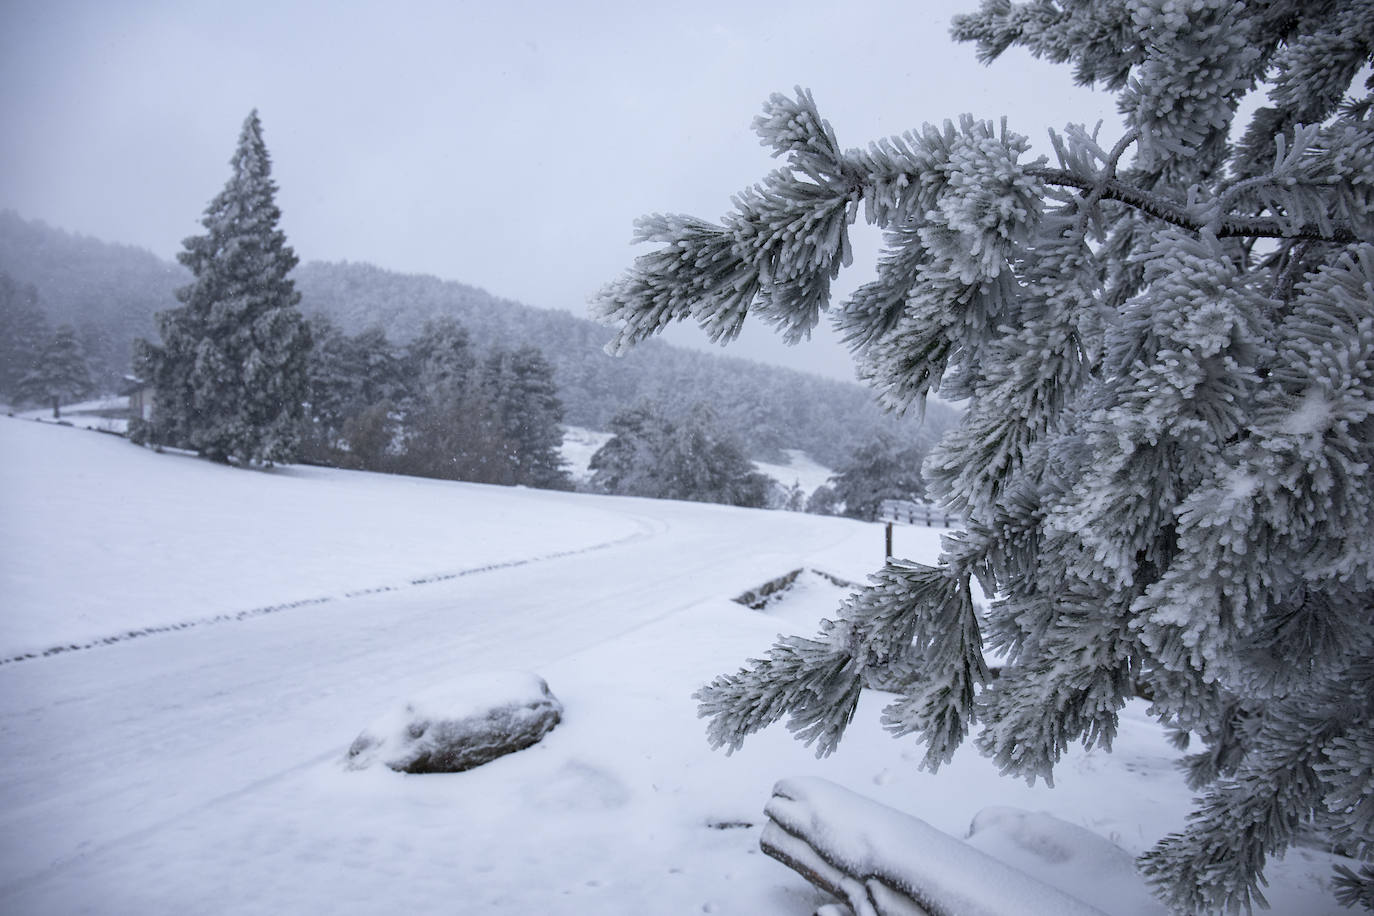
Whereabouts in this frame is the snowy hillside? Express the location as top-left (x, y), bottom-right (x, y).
top-left (752, 449), bottom-right (834, 495)
top-left (0, 418), bottom-right (1348, 914)
top-left (559, 425), bottom-right (614, 482)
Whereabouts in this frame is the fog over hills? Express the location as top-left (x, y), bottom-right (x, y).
top-left (0, 210), bottom-right (953, 466)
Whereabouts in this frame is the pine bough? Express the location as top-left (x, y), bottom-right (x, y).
top-left (594, 2), bottom-right (1373, 911)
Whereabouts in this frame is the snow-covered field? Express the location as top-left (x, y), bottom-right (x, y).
top-left (12, 395), bottom-right (132, 432)
top-left (560, 426), bottom-right (835, 495)
top-left (752, 449), bottom-right (834, 496)
top-left (0, 417), bottom-right (1347, 914)
top-left (559, 426), bottom-right (614, 482)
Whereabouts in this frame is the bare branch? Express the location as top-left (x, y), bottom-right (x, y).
top-left (1075, 129), bottom-right (1140, 237)
top-left (1028, 167), bottom-right (1360, 243)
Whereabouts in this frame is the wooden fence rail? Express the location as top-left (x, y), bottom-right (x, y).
top-left (879, 499), bottom-right (955, 528)
top-left (880, 500), bottom-right (960, 561)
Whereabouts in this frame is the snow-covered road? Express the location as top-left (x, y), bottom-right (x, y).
top-left (0, 419), bottom-right (1346, 914)
top-left (0, 419), bottom-right (884, 913)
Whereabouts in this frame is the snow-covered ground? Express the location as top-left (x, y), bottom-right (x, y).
top-left (12, 395), bottom-right (130, 435)
top-left (560, 426), bottom-right (834, 495)
top-left (560, 425), bottom-right (614, 482)
top-left (752, 448), bottom-right (834, 496)
top-left (2, 417), bottom-right (662, 658)
top-left (0, 418), bottom-right (1349, 914)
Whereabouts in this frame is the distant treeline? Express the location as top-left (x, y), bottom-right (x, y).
top-left (0, 210), bottom-right (955, 466)
top-left (297, 315), bottom-right (570, 488)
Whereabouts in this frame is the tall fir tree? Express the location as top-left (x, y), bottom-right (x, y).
top-left (135, 110), bottom-right (310, 465)
top-left (594, 1), bottom-right (1374, 910)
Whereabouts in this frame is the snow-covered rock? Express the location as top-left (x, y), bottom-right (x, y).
top-left (346, 671), bottom-right (562, 774)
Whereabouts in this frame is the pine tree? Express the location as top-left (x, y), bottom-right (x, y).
top-left (397, 319), bottom-right (515, 483)
top-left (590, 402), bottom-right (771, 507)
top-left (588, 402), bottom-right (672, 496)
top-left (479, 346), bottom-right (571, 489)
top-left (340, 400), bottom-right (399, 471)
top-left (777, 479), bottom-right (807, 512)
top-left (300, 315), bottom-right (358, 455)
top-left (829, 434), bottom-right (927, 521)
top-left (594, 2), bottom-right (1374, 910)
top-left (300, 320), bottom-right (412, 466)
top-left (399, 392), bottom-right (514, 484)
top-left (75, 321), bottom-right (120, 396)
top-left (661, 404), bottom-right (773, 507)
top-left (348, 326), bottom-right (407, 409)
top-left (135, 110), bottom-right (310, 465)
top-left (0, 273), bottom-right (51, 405)
top-left (405, 316), bottom-right (475, 404)
top-left (805, 483), bottom-right (840, 516)
top-left (17, 324), bottom-right (94, 416)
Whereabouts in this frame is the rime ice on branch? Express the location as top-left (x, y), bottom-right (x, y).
top-left (593, 2), bottom-right (1374, 911)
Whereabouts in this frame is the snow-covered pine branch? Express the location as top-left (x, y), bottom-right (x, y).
top-left (595, 2), bottom-right (1373, 910)
top-left (695, 560), bottom-right (988, 768)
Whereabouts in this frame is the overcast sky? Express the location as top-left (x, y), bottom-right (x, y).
top-left (0, 0), bottom-right (1117, 382)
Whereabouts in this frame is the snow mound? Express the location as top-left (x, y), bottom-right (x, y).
top-left (966, 807), bottom-right (1166, 915)
top-left (346, 671), bottom-right (562, 774)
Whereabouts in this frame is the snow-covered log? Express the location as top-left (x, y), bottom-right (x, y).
top-left (761, 777), bottom-right (1107, 916)
top-left (346, 671), bottom-right (562, 774)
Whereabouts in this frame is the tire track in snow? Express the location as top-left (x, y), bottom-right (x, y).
top-left (0, 745), bottom-right (349, 906)
top-left (0, 504), bottom-right (874, 908)
top-left (0, 515), bottom-right (664, 668)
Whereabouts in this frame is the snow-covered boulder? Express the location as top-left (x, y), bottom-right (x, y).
top-left (346, 671), bottom-right (562, 774)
